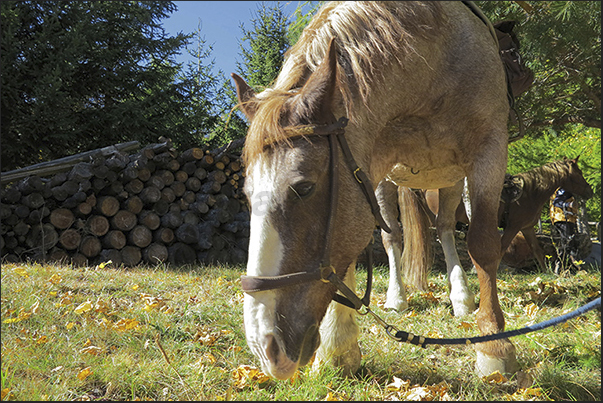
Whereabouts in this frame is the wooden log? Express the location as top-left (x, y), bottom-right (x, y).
top-left (185, 177), bottom-right (201, 192)
top-left (124, 178), bottom-right (144, 194)
top-left (190, 201), bottom-right (209, 215)
top-left (96, 196), bottom-right (120, 217)
top-left (160, 187), bottom-right (176, 203)
top-left (198, 154), bottom-right (215, 169)
top-left (110, 210), bottom-right (137, 232)
top-left (168, 242), bottom-right (196, 266)
top-left (180, 147), bottom-right (204, 162)
top-left (93, 163), bottom-right (110, 179)
top-left (193, 167), bottom-right (207, 181)
top-left (13, 221), bottom-right (30, 237)
top-left (99, 249), bottom-right (122, 266)
top-left (70, 253), bottom-right (88, 267)
top-left (50, 208), bottom-right (75, 229)
top-left (80, 235), bottom-right (102, 258)
top-left (157, 170), bottom-right (175, 186)
top-left (182, 210), bottom-right (200, 225)
top-left (170, 181), bottom-right (186, 197)
top-left (175, 222), bottom-right (199, 244)
top-left (174, 170), bottom-right (189, 183)
top-left (26, 223), bottom-right (59, 251)
top-left (128, 225), bottom-right (152, 248)
top-left (139, 186), bottom-right (161, 204)
top-left (68, 162), bottom-right (93, 181)
top-left (102, 230), bottom-right (126, 250)
top-left (48, 247), bottom-right (70, 264)
top-left (22, 192), bottom-right (45, 209)
top-left (16, 176), bottom-right (45, 195)
top-left (160, 210), bottom-right (183, 229)
top-left (76, 202), bottom-right (93, 216)
top-left (2, 186), bottom-right (22, 204)
top-left (152, 200), bottom-right (170, 216)
top-left (26, 206), bottom-right (50, 225)
top-left (147, 174), bottom-right (165, 190)
top-left (182, 161), bottom-right (197, 176)
top-left (142, 243), bottom-right (168, 265)
top-left (124, 195), bottom-right (143, 214)
top-left (153, 227), bottom-right (174, 244)
top-left (0, 141), bottom-right (140, 185)
top-left (200, 180), bottom-right (221, 194)
top-left (138, 210), bottom-right (160, 230)
top-left (86, 215), bottom-right (110, 237)
top-left (121, 245), bottom-right (141, 267)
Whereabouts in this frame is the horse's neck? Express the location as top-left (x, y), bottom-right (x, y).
top-left (523, 168), bottom-right (566, 208)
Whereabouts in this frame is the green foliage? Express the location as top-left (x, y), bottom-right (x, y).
top-left (287, 1), bottom-right (324, 46)
top-left (0, 1), bottom-right (191, 171)
top-left (477, 1), bottom-right (601, 133)
top-left (236, 2), bottom-right (290, 91)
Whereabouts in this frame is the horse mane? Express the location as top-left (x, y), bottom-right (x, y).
top-left (514, 159), bottom-right (572, 193)
top-left (243, 1), bottom-right (444, 166)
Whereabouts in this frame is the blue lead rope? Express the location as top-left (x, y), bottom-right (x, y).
top-left (391, 297), bottom-right (601, 347)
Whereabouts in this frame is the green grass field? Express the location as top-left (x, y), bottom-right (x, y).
top-left (1, 259), bottom-right (600, 401)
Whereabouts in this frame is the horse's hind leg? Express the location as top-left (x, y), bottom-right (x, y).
top-left (314, 261), bottom-right (361, 377)
top-left (437, 182), bottom-right (476, 316)
top-left (466, 168), bottom-right (519, 377)
top-left (376, 180), bottom-right (408, 311)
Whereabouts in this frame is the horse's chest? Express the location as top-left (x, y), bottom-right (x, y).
top-left (386, 163), bottom-right (465, 189)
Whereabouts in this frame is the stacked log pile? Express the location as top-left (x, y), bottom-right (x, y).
top-left (1, 139), bottom-right (250, 267)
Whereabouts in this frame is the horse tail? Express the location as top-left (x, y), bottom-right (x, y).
top-left (399, 187), bottom-right (433, 291)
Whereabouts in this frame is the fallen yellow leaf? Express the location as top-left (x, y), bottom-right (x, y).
top-left (13, 267), bottom-right (29, 278)
top-left (386, 376), bottom-right (410, 391)
top-left (66, 322), bottom-right (76, 330)
top-left (77, 367), bottom-right (92, 381)
top-left (80, 346), bottom-right (103, 356)
top-left (74, 301), bottom-right (93, 314)
top-left (37, 335), bottom-right (49, 344)
top-left (113, 318), bottom-right (139, 331)
top-left (48, 273), bottom-right (62, 284)
top-left (483, 370), bottom-right (508, 384)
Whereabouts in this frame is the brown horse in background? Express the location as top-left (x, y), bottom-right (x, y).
top-left (379, 157), bottom-right (594, 316)
top-left (233, 1), bottom-right (513, 380)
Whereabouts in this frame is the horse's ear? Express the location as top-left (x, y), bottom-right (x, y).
top-left (231, 73), bottom-right (258, 120)
top-left (295, 38), bottom-right (339, 124)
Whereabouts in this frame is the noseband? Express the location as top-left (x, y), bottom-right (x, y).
top-left (240, 117), bottom-right (391, 310)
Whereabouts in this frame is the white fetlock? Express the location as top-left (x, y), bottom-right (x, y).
top-left (384, 288), bottom-right (408, 311)
top-left (475, 350), bottom-right (520, 377)
top-left (450, 292), bottom-right (476, 316)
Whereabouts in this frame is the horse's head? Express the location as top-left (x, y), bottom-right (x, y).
top-left (232, 40), bottom-right (375, 379)
top-left (562, 156), bottom-right (594, 200)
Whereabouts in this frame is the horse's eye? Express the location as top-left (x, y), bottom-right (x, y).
top-left (290, 181), bottom-right (315, 199)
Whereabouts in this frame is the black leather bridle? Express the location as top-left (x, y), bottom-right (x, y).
top-left (240, 116), bottom-right (391, 311)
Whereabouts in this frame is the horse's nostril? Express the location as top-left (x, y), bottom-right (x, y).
top-left (264, 334), bottom-right (282, 365)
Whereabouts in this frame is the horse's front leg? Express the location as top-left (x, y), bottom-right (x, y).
top-left (467, 172), bottom-right (519, 377)
top-left (520, 227), bottom-right (547, 270)
top-left (437, 182), bottom-right (476, 316)
top-left (376, 180), bottom-right (408, 311)
top-left (313, 261), bottom-right (361, 377)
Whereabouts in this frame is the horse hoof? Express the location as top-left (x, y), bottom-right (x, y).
top-left (451, 297), bottom-right (476, 316)
top-left (312, 343), bottom-right (361, 377)
top-left (475, 349), bottom-right (519, 378)
top-left (384, 297), bottom-right (408, 312)
top-left (334, 343), bottom-right (361, 377)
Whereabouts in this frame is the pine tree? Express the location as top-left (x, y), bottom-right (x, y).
top-left (0, 1), bottom-right (189, 170)
top-left (236, 2), bottom-right (290, 91)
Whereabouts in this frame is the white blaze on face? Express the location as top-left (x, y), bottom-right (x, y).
top-left (243, 157), bottom-right (285, 364)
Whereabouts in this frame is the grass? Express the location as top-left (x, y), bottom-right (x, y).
top-left (1, 257), bottom-right (600, 401)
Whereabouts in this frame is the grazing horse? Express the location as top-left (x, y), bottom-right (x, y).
top-left (380, 157), bottom-right (594, 317)
top-left (233, 1), bottom-right (513, 380)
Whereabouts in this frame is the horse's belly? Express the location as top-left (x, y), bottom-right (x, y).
top-left (386, 163), bottom-right (465, 189)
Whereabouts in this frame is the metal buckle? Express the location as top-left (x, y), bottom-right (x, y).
top-left (320, 265), bottom-right (335, 283)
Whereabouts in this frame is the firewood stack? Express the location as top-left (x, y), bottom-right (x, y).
top-left (0, 138), bottom-right (250, 267)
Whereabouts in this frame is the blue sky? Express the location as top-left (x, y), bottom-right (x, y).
top-left (162, 1), bottom-right (314, 78)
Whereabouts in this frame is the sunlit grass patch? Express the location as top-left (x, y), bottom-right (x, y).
top-left (1, 261), bottom-right (600, 400)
